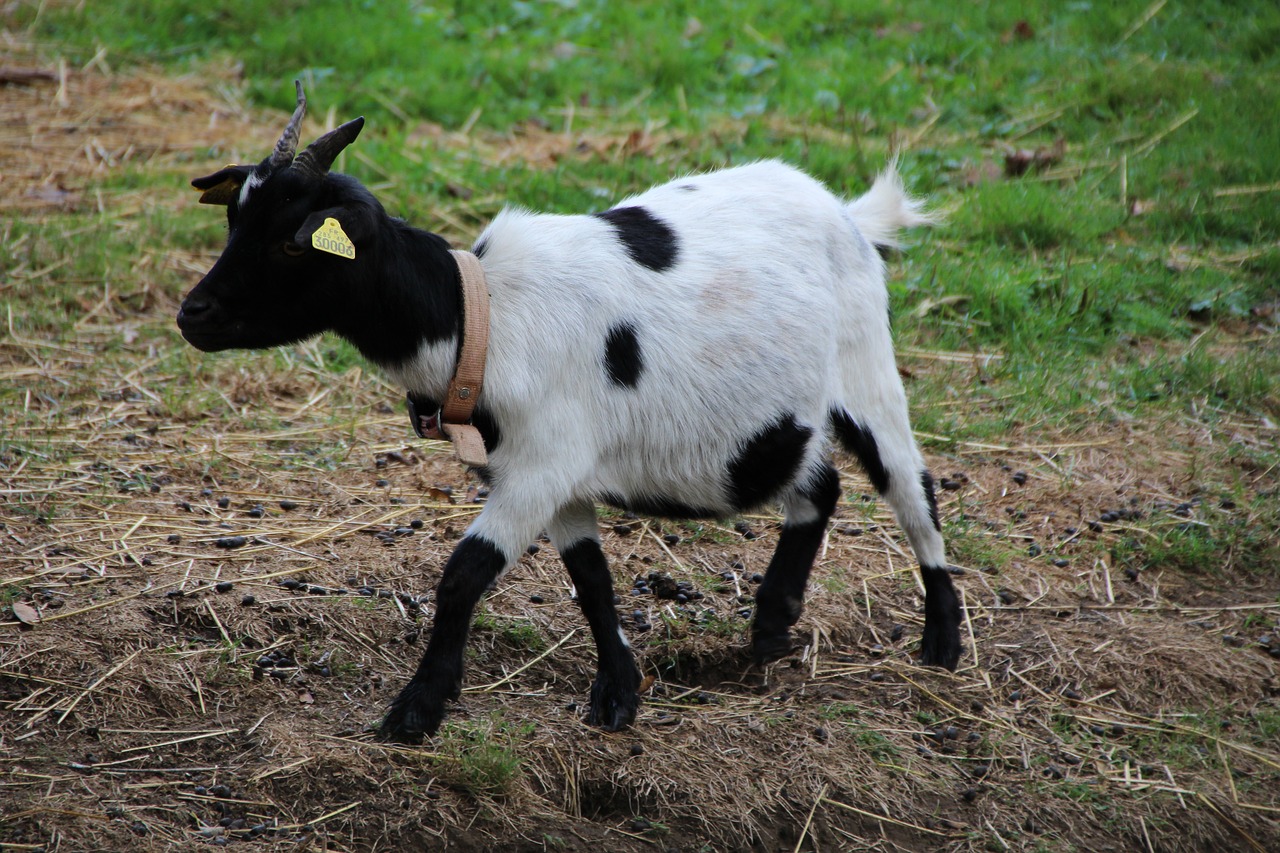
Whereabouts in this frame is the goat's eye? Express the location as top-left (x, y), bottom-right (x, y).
top-left (282, 241), bottom-right (306, 257)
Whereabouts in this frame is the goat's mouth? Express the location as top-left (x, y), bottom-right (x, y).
top-left (178, 326), bottom-right (240, 352)
top-left (176, 309), bottom-right (241, 352)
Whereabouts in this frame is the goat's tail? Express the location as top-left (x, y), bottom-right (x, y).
top-left (844, 161), bottom-right (937, 251)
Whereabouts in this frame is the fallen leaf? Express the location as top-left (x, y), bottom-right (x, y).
top-left (912, 294), bottom-right (971, 319)
top-left (1002, 20), bottom-right (1036, 43)
top-left (1249, 301), bottom-right (1277, 320)
top-left (13, 601), bottom-right (41, 624)
top-left (427, 487), bottom-right (455, 505)
top-left (1004, 139), bottom-right (1065, 177)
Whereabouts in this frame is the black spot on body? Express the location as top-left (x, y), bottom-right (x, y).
top-left (471, 236), bottom-right (489, 258)
top-left (678, 184), bottom-right (698, 192)
top-left (830, 409), bottom-right (889, 495)
top-left (604, 322), bottom-right (644, 388)
top-left (592, 206), bottom-right (679, 272)
top-left (921, 470), bottom-right (942, 531)
top-left (728, 414), bottom-right (814, 511)
top-left (601, 493), bottom-right (718, 520)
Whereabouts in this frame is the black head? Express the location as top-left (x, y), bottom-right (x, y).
top-left (177, 81), bottom-right (374, 352)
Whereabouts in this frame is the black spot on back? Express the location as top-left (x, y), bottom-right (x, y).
top-left (728, 414), bottom-right (814, 511)
top-left (921, 470), bottom-right (941, 531)
top-left (678, 184), bottom-right (698, 192)
top-left (830, 409), bottom-right (889, 495)
top-left (472, 236), bottom-right (489, 258)
top-left (603, 322), bottom-right (644, 388)
top-left (592, 206), bottom-right (679, 272)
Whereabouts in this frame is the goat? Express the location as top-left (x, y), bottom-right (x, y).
top-left (177, 82), bottom-right (963, 742)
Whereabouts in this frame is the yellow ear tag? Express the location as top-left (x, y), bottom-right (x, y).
top-left (311, 217), bottom-right (356, 260)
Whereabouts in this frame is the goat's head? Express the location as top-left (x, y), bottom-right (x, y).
top-left (177, 81), bottom-right (376, 352)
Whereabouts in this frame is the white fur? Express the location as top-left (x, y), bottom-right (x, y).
top-left (388, 160), bottom-right (943, 570)
top-left (238, 171), bottom-right (265, 207)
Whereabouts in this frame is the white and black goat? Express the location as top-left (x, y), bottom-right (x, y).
top-left (178, 83), bottom-right (963, 742)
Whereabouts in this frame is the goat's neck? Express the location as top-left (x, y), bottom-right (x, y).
top-left (333, 220), bottom-right (462, 387)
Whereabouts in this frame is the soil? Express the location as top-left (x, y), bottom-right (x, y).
top-left (2, 43), bottom-right (1278, 853)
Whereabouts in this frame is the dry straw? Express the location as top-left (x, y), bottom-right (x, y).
top-left (3, 34), bottom-right (1278, 853)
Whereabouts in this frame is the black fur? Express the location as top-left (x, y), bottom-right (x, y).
top-left (728, 414), bottom-right (813, 511)
top-left (381, 534), bottom-right (509, 741)
top-left (560, 539), bottom-right (641, 730)
top-left (751, 463), bottom-right (841, 662)
top-left (178, 171), bottom-right (460, 366)
top-left (830, 409), bottom-right (890, 495)
top-left (919, 565), bottom-right (962, 670)
top-left (405, 393), bottom-right (502, 455)
top-left (921, 470), bottom-right (942, 532)
top-left (600, 492), bottom-right (718, 520)
top-left (603, 322), bottom-right (644, 388)
top-left (592, 206), bottom-right (679, 272)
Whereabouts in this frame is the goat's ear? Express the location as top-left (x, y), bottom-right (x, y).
top-left (294, 207), bottom-right (373, 260)
top-left (192, 165), bottom-right (253, 205)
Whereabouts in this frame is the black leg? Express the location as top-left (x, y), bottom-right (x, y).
top-left (919, 565), bottom-right (962, 670)
top-left (561, 538), bottom-right (641, 730)
top-left (380, 534), bottom-right (508, 742)
top-left (752, 464), bottom-right (841, 663)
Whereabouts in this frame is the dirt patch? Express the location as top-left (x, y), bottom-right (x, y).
top-left (3, 38), bottom-right (1279, 853)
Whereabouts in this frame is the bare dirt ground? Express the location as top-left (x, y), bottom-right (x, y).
top-left (3, 41), bottom-right (1279, 852)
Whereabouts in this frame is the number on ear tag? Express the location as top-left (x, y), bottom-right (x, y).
top-left (311, 217), bottom-right (356, 259)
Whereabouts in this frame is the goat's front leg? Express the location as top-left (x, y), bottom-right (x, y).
top-left (379, 533), bottom-right (509, 742)
top-left (380, 478), bottom-right (566, 742)
top-left (548, 501), bottom-right (641, 730)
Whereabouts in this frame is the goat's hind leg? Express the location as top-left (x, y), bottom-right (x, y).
top-left (751, 463), bottom-right (841, 663)
top-left (831, 402), bottom-right (962, 670)
top-left (549, 500), bottom-right (641, 730)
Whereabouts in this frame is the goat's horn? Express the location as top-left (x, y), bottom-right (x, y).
top-left (268, 80), bottom-right (307, 170)
top-left (292, 116), bottom-right (365, 179)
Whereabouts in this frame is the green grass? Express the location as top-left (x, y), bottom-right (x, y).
top-left (472, 611), bottom-right (548, 652)
top-left (6, 1), bottom-right (1279, 569)
top-left (437, 713), bottom-right (533, 797)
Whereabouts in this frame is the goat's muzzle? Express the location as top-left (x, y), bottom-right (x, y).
top-left (176, 295), bottom-right (233, 352)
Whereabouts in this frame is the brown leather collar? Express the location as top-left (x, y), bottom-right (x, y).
top-left (410, 250), bottom-right (490, 467)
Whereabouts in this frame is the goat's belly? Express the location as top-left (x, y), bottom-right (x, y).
top-left (597, 489), bottom-right (728, 520)
top-left (590, 409), bottom-right (824, 519)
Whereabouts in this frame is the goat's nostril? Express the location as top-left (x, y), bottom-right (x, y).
top-left (179, 299), bottom-right (211, 319)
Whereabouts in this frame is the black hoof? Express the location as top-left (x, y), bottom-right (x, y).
top-left (751, 629), bottom-right (795, 664)
top-left (586, 667), bottom-right (641, 731)
top-left (919, 621), bottom-right (962, 671)
top-left (379, 680), bottom-right (450, 743)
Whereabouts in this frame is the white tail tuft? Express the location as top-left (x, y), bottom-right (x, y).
top-left (845, 161), bottom-right (938, 250)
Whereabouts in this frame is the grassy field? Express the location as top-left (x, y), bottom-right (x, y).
top-left (3, 1), bottom-right (1279, 850)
